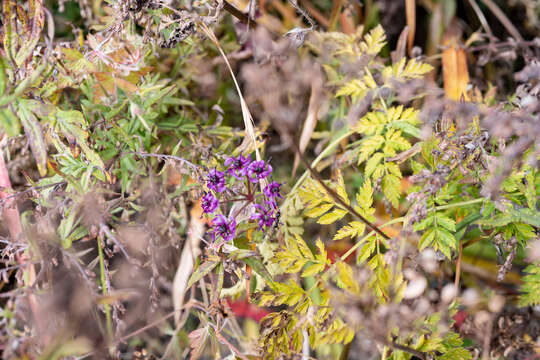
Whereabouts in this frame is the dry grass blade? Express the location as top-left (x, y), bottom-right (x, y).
top-left (199, 22), bottom-right (262, 163)
top-left (292, 77), bottom-right (323, 176)
top-left (405, 0), bottom-right (416, 55)
top-left (392, 26), bottom-right (409, 64)
top-left (172, 200), bottom-right (206, 324)
top-left (328, 0), bottom-right (344, 31)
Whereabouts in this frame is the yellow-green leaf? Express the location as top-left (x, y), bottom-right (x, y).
top-left (318, 208), bottom-right (348, 224)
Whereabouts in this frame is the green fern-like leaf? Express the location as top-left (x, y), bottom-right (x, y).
top-left (333, 221), bottom-right (366, 240)
top-left (520, 264), bottom-right (540, 306)
top-left (360, 24), bottom-right (387, 55)
top-left (384, 58), bottom-right (434, 81)
top-left (299, 172), bottom-right (350, 225)
top-left (382, 173), bottom-right (401, 208)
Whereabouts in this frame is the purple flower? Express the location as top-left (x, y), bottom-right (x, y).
top-left (250, 203), bottom-right (277, 230)
top-left (201, 192), bottom-right (219, 214)
top-left (207, 169), bottom-right (226, 193)
top-left (212, 215), bottom-right (237, 242)
top-left (264, 181), bottom-right (282, 199)
top-left (247, 161), bottom-right (272, 183)
top-left (224, 154), bottom-right (251, 179)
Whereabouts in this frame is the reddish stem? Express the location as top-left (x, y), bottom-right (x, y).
top-left (0, 149), bottom-right (23, 241)
top-left (0, 146), bottom-right (44, 343)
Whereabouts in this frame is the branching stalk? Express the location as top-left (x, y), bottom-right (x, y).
top-left (292, 141), bottom-right (391, 240)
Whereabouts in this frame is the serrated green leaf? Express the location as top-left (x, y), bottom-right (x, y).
top-left (336, 261), bottom-right (360, 293)
top-left (391, 121), bottom-right (421, 138)
top-left (438, 348), bottom-right (472, 360)
top-left (419, 228), bottom-right (436, 250)
top-left (336, 171), bottom-right (350, 205)
top-left (479, 208), bottom-right (540, 228)
top-left (414, 214), bottom-right (434, 231)
top-left (304, 203), bottom-right (334, 218)
top-left (382, 173), bottom-right (401, 208)
top-left (360, 137), bottom-right (385, 165)
top-left (302, 262), bottom-right (325, 277)
top-left (357, 179), bottom-right (373, 208)
top-left (318, 208), bottom-right (348, 224)
top-left (365, 152), bottom-right (384, 176)
top-left (360, 24), bottom-right (386, 55)
top-left (334, 221), bottom-right (365, 240)
top-left (357, 236), bottom-right (376, 263)
top-left (437, 214), bottom-right (456, 232)
top-left (515, 223), bottom-right (535, 239)
top-left (520, 264), bottom-right (540, 306)
top-left (315, 238), bottom-right (327, 264)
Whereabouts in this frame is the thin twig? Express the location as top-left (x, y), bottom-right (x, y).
top-left (466, 0), bottom-right (493, 38)
top-left (128, 151), bottom-right (199, 171)
top-left (372, 334), bottom-right (428, 360)
top-left (0, 181), bottom-right (66, 205)
top-left (454, 239), bottom-right (463, 298)
top-left (467, 39), bottom-right (539, 52)
top-left (387, 339), bottom-right (427, 360)
top-left (119, 307), bottom-right (186, 342)
top-left (99, 223), bottom-right (133, 262)
top-left (288, 0), bottom-right (315, 29)
top-left (222, 0), bottom-right (258, 28)
top-left (297, 0), bottom-right (329, 28)
top-left (291, 142), bottom-right (390, 240)
top-left (479, 0), bottom-right (523, 42)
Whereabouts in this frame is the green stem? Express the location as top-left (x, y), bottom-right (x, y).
top-left (322, 198), bottom-right (483, 263)
top-left (340, 217), bottom-right (405, 262)
top-left (98, 238), bottom-right (113, 340)
top-left (434, 198), bottom-right (484, 211)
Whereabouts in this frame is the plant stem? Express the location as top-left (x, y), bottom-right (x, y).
top-left (0, 142), bottom-right (45, 343)
top-left (294, 142), bottom-right (390, 240)
top-left (340, 217), bottom-right (405, 262)
top-left (385, 339), bottom-right (427, 360)
top-left (454, 239), bottom-right (463, 298)
top-left (222, 0), bottom-right (258, 28)
top-left (479, 0), bottom-right (523, 42)
top-left (328, 0), bottom-right (344, 31)
top-left (98, 237), bottom-right (113, 340)
top-left (434, 198), bottom-right (484, 210)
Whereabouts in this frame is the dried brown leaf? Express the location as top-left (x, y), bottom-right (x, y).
top-left (442, 23), bottom-right (469, 101)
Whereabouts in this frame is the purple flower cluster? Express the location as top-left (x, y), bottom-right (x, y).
top-left (212, 215), bottom-right (236, 242)
top-left (207, 168), bottom-right (226, 193)
top-left (202, 154), bottom-right (282, 246)
top-left (224, 154), bottom-right (250, 179)
top-left (247, 161), bottom-right (272, 183)
top-left (202, 192), bottom-right (219, 214)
